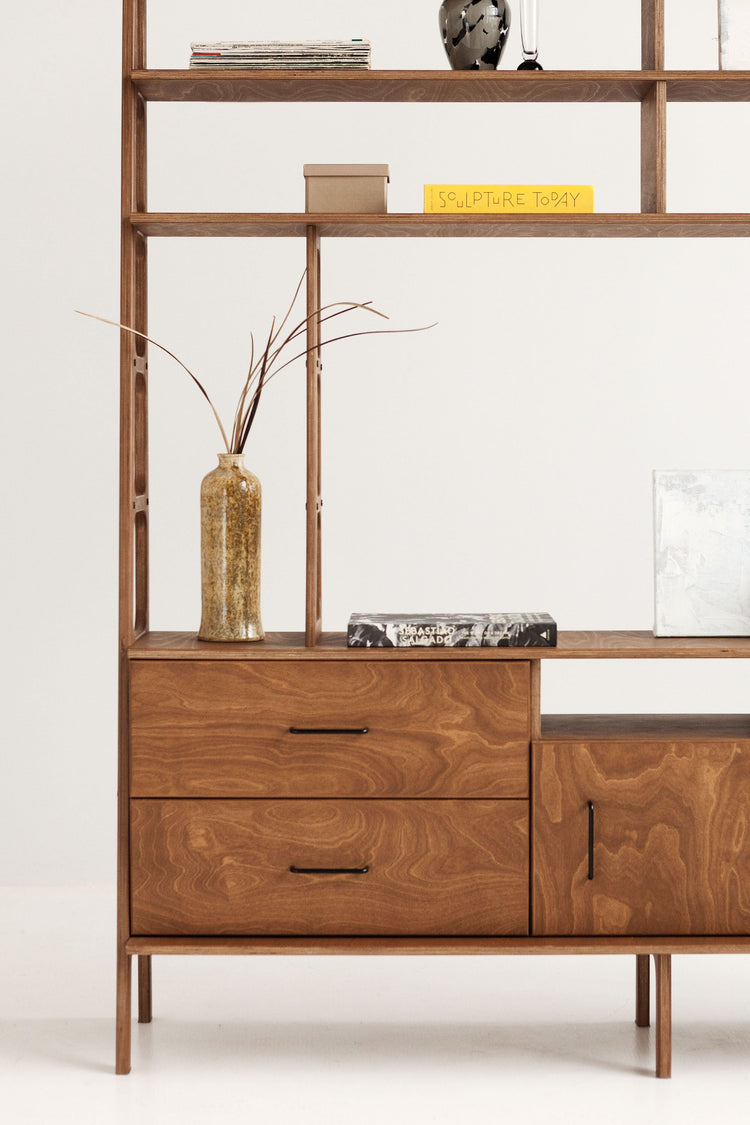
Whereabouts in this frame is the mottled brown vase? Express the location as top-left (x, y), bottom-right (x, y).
top-left (198, 453), bottom-right (264, 642)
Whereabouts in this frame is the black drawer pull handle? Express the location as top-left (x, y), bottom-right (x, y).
top-left (288, 727), bottom-right (369, 735)
top-left (289, 865), bottom-right (369, 875)
top-left (587, 800), bottom-right (595, 881)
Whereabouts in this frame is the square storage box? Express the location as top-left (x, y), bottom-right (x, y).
top-left (303, 164), bottom-right (389, 213)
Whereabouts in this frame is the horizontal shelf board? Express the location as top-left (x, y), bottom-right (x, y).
top-left (131, 213), bottom-right (750, 238)
top-left (541, 714), bottom-right (750, 740)
top-left (131, 70), bottom-right (750, 104)
top-left (126, 934), bottom-right (750, 955)
top-left (129, 630), bottom-right (750, 660)
top-left (132, 69), bottom-right (656, 103)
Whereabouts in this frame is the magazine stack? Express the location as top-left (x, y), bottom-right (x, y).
top-left (189, 40), bottom-right (371, 69)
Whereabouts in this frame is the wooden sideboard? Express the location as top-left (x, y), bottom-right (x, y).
top-left (116, 0), bottom-right (750, 1077)
top-left (117, 632), bottom-right (750, 1077)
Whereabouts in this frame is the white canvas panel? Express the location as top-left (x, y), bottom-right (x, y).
top-left (654, 470), bottom-right (750, 636)
top-left (719, 0), bottom-right (750, 68)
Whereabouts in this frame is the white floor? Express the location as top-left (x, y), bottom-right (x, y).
top-left (2, 888), bottom-right (750, 1124)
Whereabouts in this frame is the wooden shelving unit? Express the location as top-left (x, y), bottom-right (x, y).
top-left (116, 0), bottom-right (750, 1079)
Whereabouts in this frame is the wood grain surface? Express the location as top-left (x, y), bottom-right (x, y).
top-left (131, 70), bottom-right (656, 104)
top-left (125, 934), bottom-right (750, 956)
top-left (533, 741), bottom-right (750, 935)
top-left (130, 660), bottom-right (531, 798)
top-left (130, 799), bottom-right (529, 936)
top-left (128, 629), bottom-right (750, 659)
top-left (130, 213), bottom-right (750, 239)
top-left (130, 70), bottom-right (750, 105)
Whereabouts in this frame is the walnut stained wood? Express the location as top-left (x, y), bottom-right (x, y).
top-left (130, 799), bottom-right (529, 936)
top-left (533, 741), bottom-right (750, 936)
top-left (655, 954), bottom-right (672, 1078)
top-left (131, 213), bottom-right (750, 239)
top-left (128, 630), bottom-right (750, 659)
top-left (125, 934), bottom-right (750, 956)
top-left (130, 70), bottom-right (750, 104)
top-left (130, 659), bottom-right (531, 798)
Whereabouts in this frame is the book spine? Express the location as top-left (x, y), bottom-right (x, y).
top-left (423, 185), bottom-right (594, 214)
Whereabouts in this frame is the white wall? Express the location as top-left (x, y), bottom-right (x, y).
top-left (3, 0), bottom-right (750, 885)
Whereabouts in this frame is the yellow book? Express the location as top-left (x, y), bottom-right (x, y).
top-left (424, 184), bottom-right (594, 214)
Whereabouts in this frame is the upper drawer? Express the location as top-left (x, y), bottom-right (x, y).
top-left (130, 659), bottom-right (531, 798)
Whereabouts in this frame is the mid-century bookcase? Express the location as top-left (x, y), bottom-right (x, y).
top-left (117, 0), bottom-right (750, 1076)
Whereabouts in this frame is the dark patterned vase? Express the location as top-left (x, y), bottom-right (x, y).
top-left (439, 0), bottom-right (511, 71)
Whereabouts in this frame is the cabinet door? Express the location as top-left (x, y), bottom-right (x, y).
top-left (533, 741), bottom-right (750, 935)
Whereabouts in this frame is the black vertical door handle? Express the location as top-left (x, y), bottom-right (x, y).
top-left (587, 800), bottom-right (595, 880)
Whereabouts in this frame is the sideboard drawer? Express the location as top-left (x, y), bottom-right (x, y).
top-left (130, 798), bottom-right (529, 936)
top-left (130, 660), bottom-right (531, 798)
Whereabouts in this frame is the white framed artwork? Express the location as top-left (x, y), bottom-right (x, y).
top-left (719, 1), bottom-right (750, 68)
top-left (654, 470), bottom-right (750, 636)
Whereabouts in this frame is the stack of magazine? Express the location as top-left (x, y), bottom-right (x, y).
top-left (189, 40), bottom-right (371, 69)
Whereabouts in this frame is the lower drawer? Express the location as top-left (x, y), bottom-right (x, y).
top-left (130, 799), bottom-right (529, 936)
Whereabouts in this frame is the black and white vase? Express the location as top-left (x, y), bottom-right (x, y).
top-left (439, 0), bottom-right (511, 71)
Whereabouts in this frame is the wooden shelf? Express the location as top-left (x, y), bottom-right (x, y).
top-left (131, 212), bottom-right (750, 238)
top-left (542, 714), bottom-right (750, 739)
top-left (126, 934), bottom-right (750, 956)
top-left (131, 69), bottom-right (750, 104)
top-left (129, 630), bottom-right (750, 660)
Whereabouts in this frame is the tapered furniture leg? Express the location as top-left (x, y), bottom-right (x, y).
top-left (116, 948), bottom-right (132, 1075)
top-left (138, 954), bottom-right (152, 1023)
top-left (654, 954), bottom-right (672, 1078)
top-left (636, 954), bottom-right (650, 1027)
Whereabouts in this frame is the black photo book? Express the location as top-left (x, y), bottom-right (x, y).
top-left (347, 612), bottom-right (557, 648)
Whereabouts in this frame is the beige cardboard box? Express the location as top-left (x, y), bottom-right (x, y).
top-left (304, 164), bottom-right (389, 213)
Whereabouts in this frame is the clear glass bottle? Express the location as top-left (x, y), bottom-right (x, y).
top-left (518, 0), bottom-right (543, 70)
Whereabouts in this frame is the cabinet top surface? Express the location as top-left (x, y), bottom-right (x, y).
top-left (128, 631), bottom-right (750, 660)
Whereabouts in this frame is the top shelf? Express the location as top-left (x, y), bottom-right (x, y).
top-left (131, 70), bottom-right (750, 104)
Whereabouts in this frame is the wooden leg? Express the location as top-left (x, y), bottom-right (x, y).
top-left (138, 954), bottom-right (152, 1024)
top-left (635, 954), bottom-right (650, 1027)
top-left (654, 954), bottom-right (672, 1078)
top-left (116, 947), bottom-right (132, 1075)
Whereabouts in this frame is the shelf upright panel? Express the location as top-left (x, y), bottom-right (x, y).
top-left (118, 0), bottom-right (149, 1078)
top-left (641, 0), bottom-right (667, 212)
top-left (305, 227), bottom-right (323, 645)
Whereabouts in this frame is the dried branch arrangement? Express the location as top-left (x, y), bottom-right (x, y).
top-left (77, 271), bottom-right (434, 453)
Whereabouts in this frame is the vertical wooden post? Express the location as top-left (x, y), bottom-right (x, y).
top-left (635, 954), bottom-right (650, 1027)
top-left (654, 954), bottom-right (672, 1078)
top-left (305, 225), bottom-right (322, 646)
top-left (138, 955), bottom-right (153, 1023)
top-left (641, 0), bottom-right (666, 213)
top-left (117, 0), bottom-right (148, 1075)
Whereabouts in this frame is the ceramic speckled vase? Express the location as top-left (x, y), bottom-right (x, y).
top-left (439, 0), bottom-right (511, 70)
top-left (198, 453), bottom-right (264, 642)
